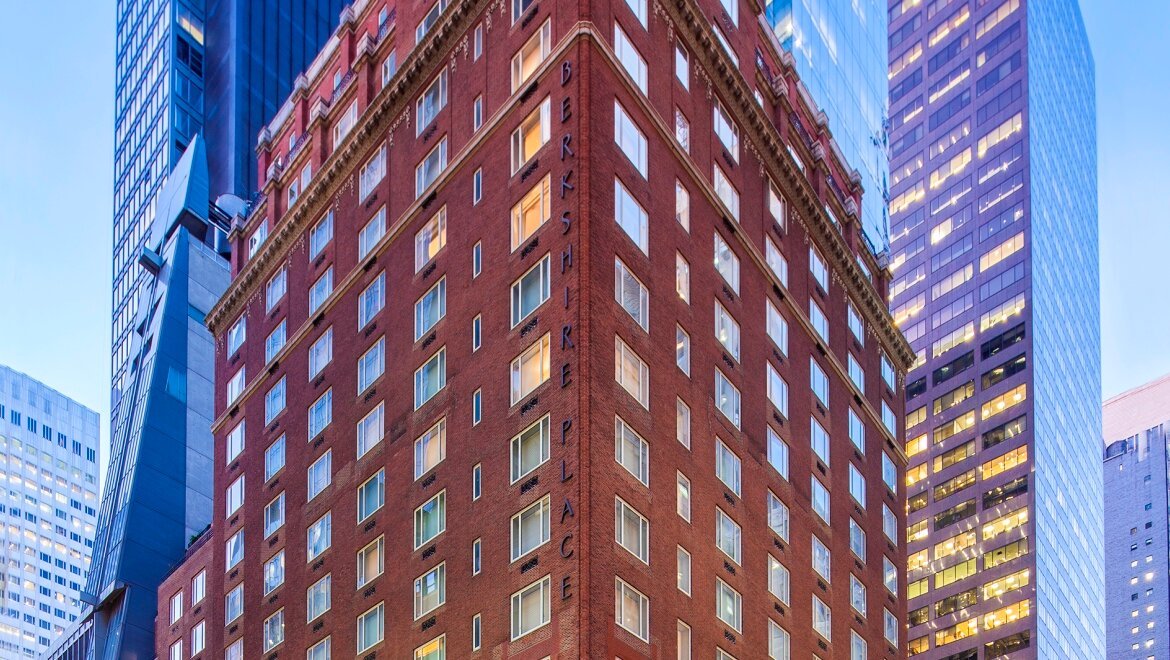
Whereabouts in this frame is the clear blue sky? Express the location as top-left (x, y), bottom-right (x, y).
top-left (0, 0), bottom-right (1164, 473)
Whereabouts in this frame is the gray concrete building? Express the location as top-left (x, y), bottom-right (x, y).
top-left (0, 366), bottom-right (100, 657)
top-left (1104, 373), bottom-right (1170, 659)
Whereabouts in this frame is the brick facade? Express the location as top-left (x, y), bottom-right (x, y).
top-left (157, 0), bottom-right (912, 658)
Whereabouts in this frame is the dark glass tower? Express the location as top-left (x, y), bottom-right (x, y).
top-left (886, 0), bottom-right (1102, 657)
top-left (203, 0), bottom-right (346, 199)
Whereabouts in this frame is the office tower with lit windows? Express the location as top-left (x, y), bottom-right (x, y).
top-left (763, 0), bottom-right (892, 252)
top-left (886, 0), bottom-right (1102, 657)
top-left (1103, 374), bottom-right (1170, 659)
top-left (0, 365), bottom-right (100, 658)
top-left (153, 0), bottom-right (915, 658)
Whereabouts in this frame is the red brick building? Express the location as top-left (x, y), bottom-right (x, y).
top-left (156, 0), bottom-right (913, 658)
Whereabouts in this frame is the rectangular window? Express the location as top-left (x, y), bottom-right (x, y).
top-left (359, 207), bottom-right (386, 260)
top-left (715, 439), bottom-right (742, 495)
top-left (265, 320), bottom-right (286, 363)
top-left (712, 164), bottom-right (740, 220)
top-left (766, 300), bottom-right (788, 355)
top-left (414, 279), bottom-right (447, 342)
top-left (308, 327), bottom-right (333, 379)
top-left (307, 450), bottom-right (332, 500)
top-left (359, 144), bottom-right (387, 200)
top-left (264, 492), bottom-right (285, 538)
top-left (811, 359), bottom-right (830, 408)
top-left (676, 325), bottom-right (690, 375)
top-left (615, 178), bottom-right (649, 253)
top-left (613, 25), bottom-right (647, 93)
top-left (357, 602), bottom-right (385, 653)
top-left (676, 253), bottom-right (690, 303)
top-left (510, 334), bottom-right (551, 404)
top-left (676, 398), bottom-right (691, 448)
top-left (226, 367), bottom-right (245, 406)
top-left (716, 508), bottom-right (742, 564)
top-left (614, 337), bottom-right (650, 408)
top-left (359, 272), bottom-right (386, 329)
top-left (676, 180), bottom-right (690, 230)
top-left (357, 402), bottom-right (385, 458)
top-left (414, 419), bottom-right (447, 479)
top-left (414, 207), bottom-right (448, 271)
top-left (415, 137), bottom-right (448, 197)
top-left (413, 563), bottom-right (446, 619)
top-left (812, 536), bottom-right (831, 581)
top-left (677, 472), bottom-right (692, 521)
top-left (511, 415), bottom-right (551, 483)
top-left (675, 43), bottom-right (689, 88)
top-left (307, 512), bottom-right (331, 561)
top-left (309, 211), bottom-right (334, 260)
top-left (614, 100), bottom-right (648, 177)
top-left (307, 575), bottom-right (331, 622)
top-left (414, 491), bottom-right (447, 549)
top-left (714, 302), bottom-right (740, 360)
top-left (716, 579), bottom-right (742, 632)
top-left (615, 258), bottom-right (649, 330)
top-left (615, 416), bottom-right (650, 485)
top-left (713, 101), bottom-right (739, 160)
top-left (614, 497), bottom-right (650, 563)
top-left (512, 175), bottom-right (551, 250)
top-left (416, 69), bottom-right (448, 134)
top-left (226, 421), bottom-right (245, 464)
top-left (262, 378), bottom-right (285, 426)
top-left (511, 19), bottom-right (551, 91)
top-left (767, 428), bottom-right (789, 480)
top-left (511, 254), bottom-right (551, 327)
top-left (308, 389), bottom-right (332, 438)
top-left (511, 575), bottom-right (551, 639)
top-left (263, 551), bottom-right (285, 595)
top-left (358, 469), bottom-right (386, 522)
top-left (266, 267), bottom-right (287, 311)
top-left (811, 477), bottom-right (830, 524)
top-left (677, 546), bottom-right (692, 595)
top-left (262, 608), bottom-right (285, 651)
top-left (511, 97), bottom-right (551, 174)
top-left (225, 584), bottom-right (243, 623)
top-left (767, 364), bottom-right (788, 417)
top-left (357, 536), bottom-right (384, 587)
top-left (309, 268), bottom-right (333, 315)
top-left (766, 239), bottom-right (789, 286)
top-left (414, 347), bottom-right (447, 409)
top-left (714, 369), bottom-right (740, 428)
top-left (713, 233), bottom-right (740, 293)
top-left (769, 555), bottom-right (790, 605)
top-left (615, 577), bottom-right (650, 641)
top-left (511, 495), bottom-right (552, 561)
top-left (227, 316), bottom-right (246, 355)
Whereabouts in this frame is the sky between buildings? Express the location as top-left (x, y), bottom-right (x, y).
top-left (0, 0), bottom-right (1165, 484)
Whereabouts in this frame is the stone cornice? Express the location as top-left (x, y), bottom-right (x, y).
top-left (206, 0), bottom-right (484, 334)
top-left (663, 0), bottom-right (914, 372)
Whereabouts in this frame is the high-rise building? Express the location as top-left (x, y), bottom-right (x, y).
top-left (0, 366), bottom-right (100, 657)
top-left (1103, 373), bottom-right (1170, 659)
top-left (45, 139), bottom-right (231, 660)
top-left (763, 0), bottom-right (892, 252)
top-left (154, 0), bottom-right (914, 658)
top-left (886, 0), bottom-right (1102, 657)
top-left (92, 2), bottom-right (345, 659)
top-left (110, 0), bottom-right (345, 450)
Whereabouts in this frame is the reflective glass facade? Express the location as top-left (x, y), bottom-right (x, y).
top-left (887, 0), bottom-right (1101, 657)
top-left (765, 0), bottom-right (891, 251)
top-left (0, 367), bottom-right (99, 657)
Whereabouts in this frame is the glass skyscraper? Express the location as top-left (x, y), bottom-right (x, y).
top-left (764, 0), bottom-right (891, 251)
top-left (78, 2), bottom-right (346, 658)
top-left (0, 366), bottom-right (99, 657)
top-left (886, 0), bottom-right (1102, 657)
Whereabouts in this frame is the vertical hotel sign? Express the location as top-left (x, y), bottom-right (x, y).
top-left (556, 56), bottom-right (576, 607)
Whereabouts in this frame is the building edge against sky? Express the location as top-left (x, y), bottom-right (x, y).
top-left (1103, 373), bottom-right (1170, 659)
top-left (0, 367), bottom-right (100, 657)
top-left (886, 0), bottom-right (1102, 657)
top-left (765, 0), bottom-right (891, 252)
top-left (154, 0), bottom-right (915, 657)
